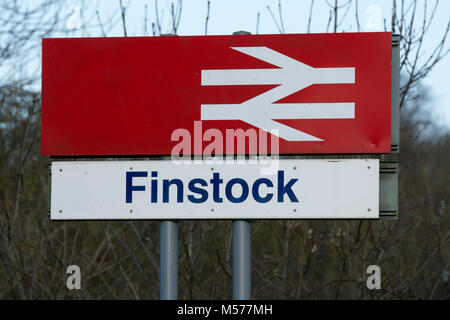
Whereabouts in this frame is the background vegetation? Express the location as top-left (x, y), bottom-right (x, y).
top-left (0, 0), bottom-right (449, 299)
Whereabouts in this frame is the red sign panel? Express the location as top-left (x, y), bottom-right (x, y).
top-left (41, 32), bottom-right (391, 156)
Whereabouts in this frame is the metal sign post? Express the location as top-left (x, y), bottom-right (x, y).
top-left (159, 34), bottom-right (179, 301)
top-left (159, 151), bottom-right (178, 300)
top-left (232, 220), bottom-right (251, 299)
top-left (160, 220), bottom-right (178, 300)
top-left (230, 30), bottom-right (253, 301)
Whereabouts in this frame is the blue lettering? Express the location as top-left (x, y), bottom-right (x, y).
top-left (252, 178), bottom-right (274, 203)
top-left (210, 172), bottom-right (223, 203)
top-left (277, 170), bottom-right (299, 202)
top-left (187, 178), bottom-right (208, 203)
top-left (225, 178), bottom-right (249, 203)
top-left (151, 171), bottom-right (158, 203)
top-left (125, 170), bottom-right (299, 204)
top-left (162, 179), bottom-right (184, 203)
top-left (126, 171), bottom-right (148, 203)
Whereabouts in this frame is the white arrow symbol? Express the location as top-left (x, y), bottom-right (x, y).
top-left (201, 47), bottom-right (355, 141)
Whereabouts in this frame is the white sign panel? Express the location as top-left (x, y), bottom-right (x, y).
top-left (50, 159), bottom-right (379, 220)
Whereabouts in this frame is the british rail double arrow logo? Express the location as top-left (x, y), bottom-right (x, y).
top-left (201, 47), bottom-right (355, 141)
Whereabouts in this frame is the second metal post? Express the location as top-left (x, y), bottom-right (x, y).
top-left (232, 220), bottom-right (251, 299)
top-left (160, 220), bottom-right (178, 300)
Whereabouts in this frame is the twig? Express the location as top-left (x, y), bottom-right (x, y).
top-left (96, 10), bottom-right (106, 37)
top-left (266, 5), bottom-right (282, 34)
top-left (391, 0), bottom-right (397, 33)
top-left (143, 4), bottom-right (148, 36)
top-left (256, 12), bottom-right (260, 35)
top-left (170, 0), bottom-right (183, 34)
top-left (337, 0), bottom-right (351, 28)
top-left (205, 0), bottom-right (210, 35)
top-left (307, 0), bottom-right (314, 33)
top-left (119, 0), bottom-right (127, 37)
top-left (326, 10), bottom-right (332, 32)
top-left (278, 0), bottom-right (285, 33)
top-left (355, 0), bottom-right (360, 32)
top-left (154, 0), bottom-right (162, 35)
top-left (333, 0), bottom-right (338, 32)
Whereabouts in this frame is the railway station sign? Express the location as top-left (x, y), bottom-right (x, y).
top-left (41, 32), bottom-right (391, 156)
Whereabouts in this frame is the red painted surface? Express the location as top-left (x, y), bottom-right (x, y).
top-left (41, 32), bottom-right (391, 156)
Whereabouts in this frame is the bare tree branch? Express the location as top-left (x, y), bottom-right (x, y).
top-left (256, 12), bottom-right (260, 35)
top-left (119, 0), bottom-right (127, 37)
top-left (307, 0), bottom-right (314, 33)
top-left (96, 10), bottom-right (106, 37)
top-left (205, 0), bottom-right (210, 36)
